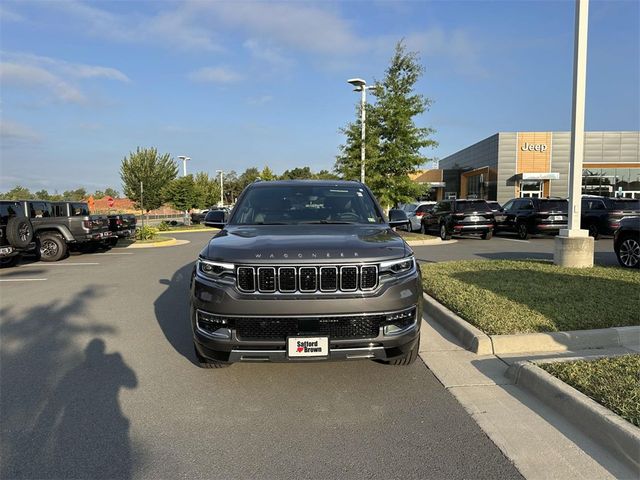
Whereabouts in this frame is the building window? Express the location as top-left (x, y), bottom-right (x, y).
top-left (582, 168), bottom-right (640, 198)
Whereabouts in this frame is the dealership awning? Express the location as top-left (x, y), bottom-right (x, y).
top-left (516, 172), bottom-right (560, 180)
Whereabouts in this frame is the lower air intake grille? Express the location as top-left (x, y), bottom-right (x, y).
top-left (236, 315), bottom-right (385, 340)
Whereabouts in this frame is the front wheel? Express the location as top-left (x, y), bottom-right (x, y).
top-left (517, 223), bottom-right (530, 240)
top-left (588, 224), bottom-right (600, 240)
top-left (440, 224), bottom-right (451, 241)
top-left (0, 255), bottom-right (21, 268)
top-left (194, 343), bottom-right (231, 369)
top-left (37, 233), bottom-right (67, 262)
top-left (386, 337), bottom-right (419, 366)
top-left (616, 237), bottom-right (640, 268)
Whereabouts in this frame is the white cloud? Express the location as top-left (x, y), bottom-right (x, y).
top-left (0, 5), bottom-right (24, 22)
top-left (0, 52), bottom-right (130, 104)
top-left (244, 39), bottom-right (292, 68)
top-left (0, 119), bottom-right (42, 144)
top-left (188, 66), bottom-right (243, 84)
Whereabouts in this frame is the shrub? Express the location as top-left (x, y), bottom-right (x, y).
top-left (157, 221), bottom-right (171, 231)
top-left (136, 225), bottom-right (159, 240)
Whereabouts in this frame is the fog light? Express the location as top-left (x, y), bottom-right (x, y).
top-left (383, 308), bottom-right (416, 336)
top-left (197, 311), bottom-right (233, 339)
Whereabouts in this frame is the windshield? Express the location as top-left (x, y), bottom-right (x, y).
top-left (402, 203), bottom-right (419, 212)
top-left (231, 185), bottom-right (384, 225)
top-left (612, 199), bottom-right (640, 210)
top-left (455, 200), bottom-right (492, 213)
top-left (538, 200), bottom-right (568, 212)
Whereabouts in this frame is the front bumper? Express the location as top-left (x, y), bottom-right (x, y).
top-left (191, 267), bottom-right (422, 363)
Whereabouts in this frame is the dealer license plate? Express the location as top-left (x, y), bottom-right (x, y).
top-left (552, 215), bottom-right (564, 221)
top-left (467, 216), bottom-right (481, 222)
top-left (287, 337), bottom-right (329, 358)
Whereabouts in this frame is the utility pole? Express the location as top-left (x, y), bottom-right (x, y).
top-left (216, 170), bottom-right (224, 207)
top-left (140, 181), bottom-right (144, 228)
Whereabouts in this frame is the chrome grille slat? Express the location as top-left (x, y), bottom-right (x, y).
top-left (235, 265), bottom-right (378, 294)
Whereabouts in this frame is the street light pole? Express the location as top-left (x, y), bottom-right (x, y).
top-left (216, 170), bottom-right (224, 207)
top-left (554, 0), bottom-right (593, 268)
top-left (347, 78), bottom-right (372, 184)
top-left (177, 155), bottom-right (191, 177)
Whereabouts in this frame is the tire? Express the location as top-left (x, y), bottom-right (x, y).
top-left (588, 223), bottom-right (600, 240)
top-left (109, 236), bottom-right (118, 247)
top-left (194, 343), bottom-right (231, 369)
top-left (387, 337), bottom-right (420, 366)
top-left (481, 230), bottom-right (493, 240)
top-left (517, 222), bottom-right (530, 240)
top-left (0, 254), bottom-right (21, 268)
top-left (440, 223), bottom-right (451, 241)
top-left (420, 222), bottom-right (427, 235)
top-left (616, 236), bottom-right (640, 269)
top-left (6, 217), bottom-right (33, 248)
top-left (37, 233), bottom-right (67, 262)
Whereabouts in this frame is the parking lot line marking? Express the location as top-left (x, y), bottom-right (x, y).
top-left (18, 262), bottom-right (100, 267)
top-left (94, 252), bottom-right (134, 255)
top-left (0, 278), bottom-right (48, 282)
top-left (495, 238), bottom-right (530, 243)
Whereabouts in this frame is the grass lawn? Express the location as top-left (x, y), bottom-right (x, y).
top-left (421, 260), bottom-right (640, 335)
top-left (159, 224), bottom-right (216, 231)
top-left (135, 235), bottom-right (174, 244)
top-left (541, 355), bottom-right (640, 427)
top-left (397, 230), bottom-right (439, 242)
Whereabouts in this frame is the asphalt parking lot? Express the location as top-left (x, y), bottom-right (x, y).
top-left (3, 229), bottom-right (609, 479)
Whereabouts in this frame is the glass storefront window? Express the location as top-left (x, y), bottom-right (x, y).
top-left (582, 168), bottom-right (640, 199)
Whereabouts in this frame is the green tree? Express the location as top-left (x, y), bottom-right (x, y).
top-left (62, 188), bottom-right (87, 201)
top-left (238, 167), bottom-right (261, 191)
top-left (336, 40), bottom-right (437, 207)
top-left (93, 190), bottom-right (105, 199)
top-left (193, 172), bottom-right (221, 208)
top-left (165, 175), bottom-right (198, 211)
top-left (315, 169), bottom-right (340, 180)
top-left (104, 187), bottom-right (119, 198)
top-left (222, 171), bottom-right (242, 205)
top-left (35, 189), bottom-right (51, 200)
top-left (260, 166), bottom-right (277, 181)
top-left (0, 185), bottom-right (31, 200)
top-left (120, 147), bottom-right (178, 213)
top-left (280, 166), bottom-right (314, 180)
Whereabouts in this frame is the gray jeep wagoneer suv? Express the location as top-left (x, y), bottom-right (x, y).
top-left (190, 180), bottom-right (422, 368)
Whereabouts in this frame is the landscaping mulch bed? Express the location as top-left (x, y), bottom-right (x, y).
top-left (421, 260), bottom-right (640, 335)
top-left (541, 355), bottom-right (640, 427)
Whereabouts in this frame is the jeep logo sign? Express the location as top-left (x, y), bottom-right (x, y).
top-left (521, 142), bottom-right (547, 152)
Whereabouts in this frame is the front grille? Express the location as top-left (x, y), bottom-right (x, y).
top-left (236, 314), bottom-right (385, 340)
top-left (236, 264), bottom-right (378, 293)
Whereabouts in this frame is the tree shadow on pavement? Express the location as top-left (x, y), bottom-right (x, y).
top-left (1, 287), bottom-right (138, 479)
top-left (154, 262), bottom-right (198, 365)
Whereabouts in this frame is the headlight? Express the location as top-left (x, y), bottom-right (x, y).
top-left (197, 259), bottom-right (235, 280)
top-left (379, 256), bottom-right (415, 275)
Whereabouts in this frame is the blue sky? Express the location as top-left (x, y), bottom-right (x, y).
top-left (1, 0), bottom-right (638, 193)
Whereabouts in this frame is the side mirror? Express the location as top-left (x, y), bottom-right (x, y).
top-left (388, 209), bottom-right (410, 229)
top-left (204, 210), bottom-right (228, 229)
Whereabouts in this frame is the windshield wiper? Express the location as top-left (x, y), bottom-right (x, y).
top-left (300, 220), bottom-right (355, 224)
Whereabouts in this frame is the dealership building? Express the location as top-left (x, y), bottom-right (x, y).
top-left (414, 131), bottom-right (640, 204)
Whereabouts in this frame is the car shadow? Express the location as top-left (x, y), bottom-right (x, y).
top-left (1, 287), bottom-right (139, 479)
top-left (154, 262), bottom-right (199, 365)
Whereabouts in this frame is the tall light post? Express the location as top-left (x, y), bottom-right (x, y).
top-left (554, 0), bottom-right (594, 268)
top-left (177, 155), bottom-right (191, 177)
top-left (347, 78), bottom-right (376, 184)
top-left (216, 170), bottom-right (224, 207)
top-left (177, 155), bottom-right (191, 225)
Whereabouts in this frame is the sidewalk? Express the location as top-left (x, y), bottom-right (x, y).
top-left (418, 314), bottom-right (637, 480)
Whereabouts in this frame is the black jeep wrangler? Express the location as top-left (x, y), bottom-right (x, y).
top-left (0, 201), bottom-right (34, 268)
top-left (190, 180), bottom-right (421, 368)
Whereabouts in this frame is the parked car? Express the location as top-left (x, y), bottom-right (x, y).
top-left (191, 210), bottom-right (209, 224)
top-left (107, 214), bottom-right (137, 245)
top-left (486, 201), bottom-right (502, 212)
top-left (494, 198), bottom-right (568, 240)
top-left (18, 200), bottom-right (111, 261)
top-left (0, 201), bottom-right (34, 268)
top-left (191, 180), bottom-right (421, 368)
top-left (402, 201), bottom-right (436, 232)
top-left (614, 216), bottom-right (640, 268)
top-left (581, 196), bottom-right (640, 239)
top-left (420, 199), bottom-right (495, 240)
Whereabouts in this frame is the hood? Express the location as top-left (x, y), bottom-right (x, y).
top-left (203, 224), bottom-right (408, 264)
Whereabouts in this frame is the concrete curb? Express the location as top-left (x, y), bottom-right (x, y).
top-left (423, 293), bottom-right (640, 355)
top-left (422, 293), bottom-right (493, 354)
top-left (125, 238), bottom-right (190, 248)
top-left (405, 238), bottom-right (457, 246)
top-left (162, 228), bottom-right (219, 234)
top-left (506, 361), bottom-right (640, 473)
